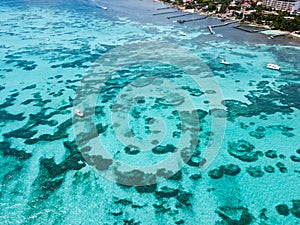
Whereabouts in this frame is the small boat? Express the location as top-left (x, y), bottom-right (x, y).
top-left (96, 5), bottom-right (107, 10)
top-left (179, 31), bottom-right (186, 36)
top-left (266, 63), bottom-right (280, 70)
top-left (221, 59), bottom-right (230, 65)
top-left (75, 109), bottom-right (84, 117)
top-left (177, 19), bottom-right (185, 23)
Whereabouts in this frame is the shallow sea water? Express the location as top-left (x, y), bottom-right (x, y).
top-left (0, 0), bottom-right (300, 224)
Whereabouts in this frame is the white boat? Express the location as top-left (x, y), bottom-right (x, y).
top-left (221, 59), bottom-right (230, 65)
top-left (75, 109), bottom-right (84, 117)
top-left (266, 63), bottom-right (280, 70)
top-left (179, 31), bottom-right (186, 36)
top-left (96, 5), bottom-right (108, 10)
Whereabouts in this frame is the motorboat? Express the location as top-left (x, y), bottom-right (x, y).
top-left (221, 59), bottom-right (230, 65)
top-left (96, 5), bottom-right (108, 10)
top-left (75, 109), bottom-right (84, 117)
top-left (266, 63), bottom-right (280, 70)
top-left (179, 31), bottom-right (186, 36)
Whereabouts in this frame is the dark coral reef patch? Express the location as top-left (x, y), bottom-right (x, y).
top-left (152, 144), bottom-right (176, 154)
top-left (222, 83), bottom-right (300, 121)
top-left (29, 140), bottom-right (86, 207)
top-left (216, 206), bottom-right (254, 225)
top-left (114, 169), bottom-right (156, 186)
top-left (291, 200), bottom-right (300, 218)
top-left (208, 164), bottom-right (241, 179)
top-left (0, 141), bottom-right (32, 160)
top-left (246, 166), bottom-right (264, 177)
top-left (275, 204), bottom-right (290, 216)
top-left (228, 140), bottom-right (262, 162)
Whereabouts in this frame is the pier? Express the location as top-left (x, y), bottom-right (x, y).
top-left (210, 21), bottom-right (238, 28)
top-left (177, 16), bottom-right (208, 23)
top-left (157, 6), bottom-right (173, 10)
top-left (233, 25), bottom-right (269, 33)
top-left (167, 13), bottom-right (193, 19)
top-left (270, 33), bottom-right (290, 38)
top-left (153, 10), bottom-right (178, 16)
top-left (234, 25), bottom-right (259, 33)
top-left (233, 26), bottom-right (291, 38)
top-left (207, 21), bottom-right (238, 34)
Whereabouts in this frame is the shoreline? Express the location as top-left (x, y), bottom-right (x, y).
top-left (154, 0), bottom-right (300, 42)
top-left (289, 32), bottom-right (300, 40)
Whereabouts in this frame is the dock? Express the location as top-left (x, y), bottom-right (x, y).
top-left (232, 24), bottom-right (291, 41)
top-left (210, 21), bottom-right (238, 28)
top-left (177, 16), bottom-right (208, 23)
top-left (234, 25), bottom-right (259, 33)
top-left (207, 21), bottom-right (238, 34)
top-left (233, 25), bottom-right (269, 33)
top-left (167, 13), bottom-right (193, 19)
top-left (270, 33), bottom-right (290, 38)
top-left (157, 6), bottom-right (173, 10)
top-left (153, 10), bottom-right (178, 16)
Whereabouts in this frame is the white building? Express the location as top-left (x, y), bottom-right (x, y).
top-left (292, 0), bottom-right (300, 10)
top-left (263, 0), bottom-right (300, 12)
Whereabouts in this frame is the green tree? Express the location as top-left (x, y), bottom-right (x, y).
top-left (208, 3), bottom-right (216, 11)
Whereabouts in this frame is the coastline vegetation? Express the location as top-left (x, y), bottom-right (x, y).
top-left (243, 5), bottom-right (300, 31)
top-left (161, 0), bottom-right (300, 32)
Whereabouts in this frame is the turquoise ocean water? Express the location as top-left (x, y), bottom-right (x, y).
top-left (0, 0), bottom-right (300, 224)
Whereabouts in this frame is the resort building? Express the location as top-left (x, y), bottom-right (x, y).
top-left (293, 0), bottom-right (300, 10)
top-left (262, 0), bottom-right (300, 12)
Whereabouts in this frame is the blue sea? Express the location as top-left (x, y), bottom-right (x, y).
top-left (0, 0), bottom-right (300, 224)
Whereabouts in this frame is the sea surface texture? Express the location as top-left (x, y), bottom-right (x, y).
top-left (0, 0), bottom-right (300, 224)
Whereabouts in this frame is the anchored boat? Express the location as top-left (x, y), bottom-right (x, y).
top-left (75, 109), bottom-right (84, 117)
top-left (266, 63), bottom-right (280, 70)
top-left (96, 5), bottom-right (107, 10)
top-left (221, 59), bottom-right (230, 65)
